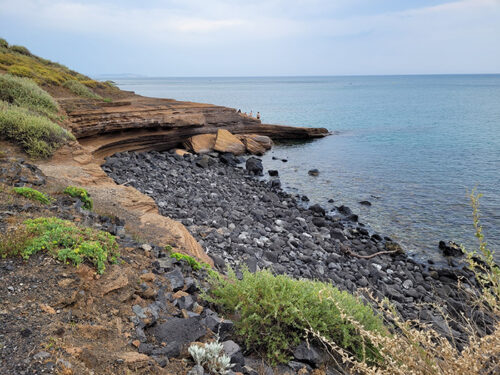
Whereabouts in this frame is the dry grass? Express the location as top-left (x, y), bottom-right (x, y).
top-left (307, 191), bottom-right (499, 375)
top-left (0, 39), bottom-right (118, 91)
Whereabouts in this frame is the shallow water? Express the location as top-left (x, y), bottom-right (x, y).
top-left (113, 75), bottom-right (500, 262)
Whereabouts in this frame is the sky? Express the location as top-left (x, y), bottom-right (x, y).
top-left (1, 0), bottom-right (499, 77)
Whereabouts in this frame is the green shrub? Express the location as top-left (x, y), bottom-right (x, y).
top-left (63, 186), bottom-right (93, 210)
top-left (104, 80), bottom-right (117, 88)
top-left (8, 65), bottom-right (34, 78)
top-left (63, 79), bottom-right (102, 100)
top-left (206, 268), bottom-right (386, 364)
top-left (0, 217), bottom-right (119, 274)
top-left (13, 187), bottom-right (51, 204)
top-left (0, 101), bottom-right (74, 158)
top-left (170, 252), bottom-right (203, 270)
top-left (0, 38), bottom-right (8, 49)
top-left (0, 74), bottom-right (59, 117)
top-left (10, 45), bottom-right (31, 56)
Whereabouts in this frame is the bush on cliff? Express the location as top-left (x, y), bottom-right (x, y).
top-left (0, 101), bottom-right (74, 158)
top-left (0, 38), bottom-right (115, 89)
top-left (13, 187), bottom-right (52, 205)
top-left (63, 79), bottom-right (103, 100)
top-left (205, 268), bottom-right (386, 364)
top-left (0, 217), bottom-right (119, 274)
top-left (9, 45), bottom-right (32, 56)
top-left (0, 74), bottom-right (59, 117)
top-left (63, 186), bottom-right (93, 210)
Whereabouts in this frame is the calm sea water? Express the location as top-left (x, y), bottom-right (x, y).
top-left (113, 76), bottom-right (500, 262)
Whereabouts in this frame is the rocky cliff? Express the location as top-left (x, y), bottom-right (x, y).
top-left (58, 95), bottom-right (328, 159)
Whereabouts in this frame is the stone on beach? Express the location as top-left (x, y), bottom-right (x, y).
top-left (174, 148), bottom-right (191, 157)
top-left (103, 150), bottom-right (482, 345)
top-left (245, 157), bottom-right (263, 175)
top-left (241, 136), bottom-right (266, 155)
top-left (238, 134), bottom-right (273, 155)
top-left (184, 134), bottom-right (216, 154)
top-left (213, 129), bottom-right (246, 155)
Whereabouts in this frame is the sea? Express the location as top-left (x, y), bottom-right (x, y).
top-left (112, 75), bottom-right (500, 263)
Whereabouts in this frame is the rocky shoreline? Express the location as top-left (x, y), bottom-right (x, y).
top-left (102, 150), bottom-right (489, 347)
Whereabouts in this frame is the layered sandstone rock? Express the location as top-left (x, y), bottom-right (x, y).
top-left (242, 137), bottom-right (265, 155)
top-left (248, 134), bottom-right (273, 150)
top-left (183, 134), bottom-right (216, 154)
top-left (238, 134), bottom-right (273, 155)
top-left (59, 94), bottom-right (327, 159)
top-left (213, 129), bottom-right (246, 155)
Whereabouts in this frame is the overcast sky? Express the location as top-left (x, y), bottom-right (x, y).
top-left (1, 0), bottom-right (499, 77)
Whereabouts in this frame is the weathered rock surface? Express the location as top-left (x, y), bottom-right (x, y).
top-left (151, 317), bottom-right (206, 355)
top-left (58, 94), bottom-right (327, 159)
top-left (213, 129), bottom-right (246, 155)
top-left (238, 134), bottom-right (273, 155)
top-left (184, 134), bottom-right (217, 154)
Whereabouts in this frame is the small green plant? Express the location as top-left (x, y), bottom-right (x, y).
top-left (0, 74), bottom-right (59, 117)
top-left (171, 252), bottom-right (203, 270)
top-left (13, 187), bottom-right (51, 204)
top-left (63, 79), bottom-right (102, 100)
top-left (0, 101), bottom-right (74, 158)
top-left (0, 38), bottom-right (8, 49)
top-left (206, 268), bottom-right (386, 364)
top-left (63, 186), bottom-right (93, 210)
top-left (189, 339), bottom-right (234, 375)
top-left (170, 251), bottom-right (216, 276)
top-left (0, 217), bottom-right (119, 273)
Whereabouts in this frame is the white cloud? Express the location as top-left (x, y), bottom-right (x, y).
top-left (1, 0), bottom-right (499, 74)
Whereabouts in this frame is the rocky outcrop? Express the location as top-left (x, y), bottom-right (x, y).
top-left (31, 92), bottom-right (327, 273)
top-left (238, 134), bottom-right (273, 155)
top-left (58, 94), bottom-right (328, 160)
top-left (35, 143), bottom-right (212, 267)
top-left (213, 129), bottom-right (246, 155)
top-left (183, 134), bottom-right (216, 154)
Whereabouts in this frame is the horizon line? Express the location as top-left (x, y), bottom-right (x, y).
top-left (95, 73), bottom-right (500, 80)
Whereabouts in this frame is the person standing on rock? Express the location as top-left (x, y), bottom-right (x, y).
top-left (249, 110), bottom-right (253, 117)
top-left (257, 112), bottom-right (260, 120)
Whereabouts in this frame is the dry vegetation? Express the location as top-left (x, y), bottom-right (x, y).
top-left (308, 191), bottom-right (499, 375)
top-left (0, 37), bottom-right (113, 91)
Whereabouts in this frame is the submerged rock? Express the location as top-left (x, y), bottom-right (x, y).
top-left (439, 241), bottom-right (463, 257)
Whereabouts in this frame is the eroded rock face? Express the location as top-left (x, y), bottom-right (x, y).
top-left (245, 134), bottom-right (273, 150)
top-left (60, 94), bottom-right (327, 159)
top-left (241, 137), bottom-right (266, 155)
top-left (213, 129), bottom-right (246, 155)
top-left (184, 134), bottom-right (216, 154)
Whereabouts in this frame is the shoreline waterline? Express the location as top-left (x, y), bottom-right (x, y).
top-left (113, 75), bottom-right (500, 262)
